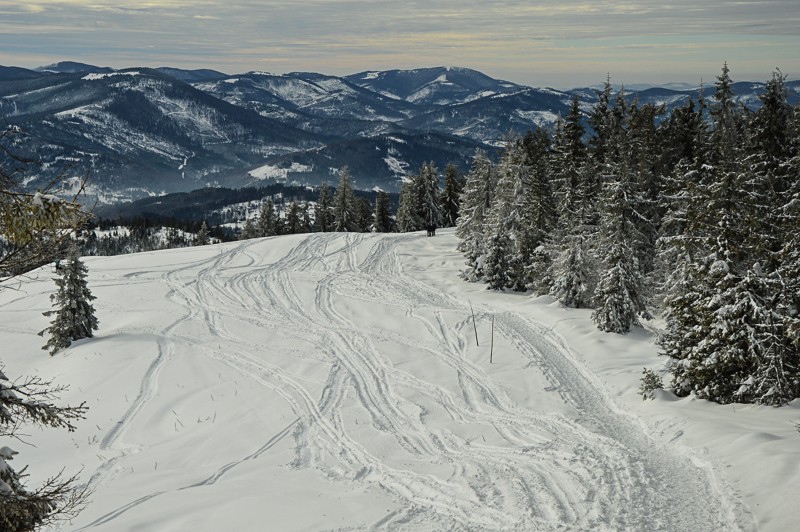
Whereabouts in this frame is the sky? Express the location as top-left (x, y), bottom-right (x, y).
top-left (1, 0), bottom-right (799, 88)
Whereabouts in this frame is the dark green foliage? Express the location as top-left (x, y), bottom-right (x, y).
top-left (452, 64), bottom-right (800, 405)
top-left (315, 182), bottom-right (334, 232)
top-left (1, 368), bottom-right (89, 530)
top-left (639, 368), bottom-right (664, 400)
top-left (440, 163), bottom-right (463, 227)
top-left (39, 246), bottom-right (99, 356)
top-left (194, 220), bottom-right (210, 245)
top-left (333, 167), bottom-right (359, 232)
top-left (258, 199), bottom-right (280, 237)
top-left (373, 190), bottom-right (393, 232)
top-left (396, 162), bottom-right (442, 233)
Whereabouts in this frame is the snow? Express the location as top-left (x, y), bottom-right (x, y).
top-left (82, 71), bottom-right (141, 81)
top-left (248, 162), bottom-right (313, 181)
top-left (1, 230), bottom-right (797, 530)
top-left (514, 109), bottom-right (561, 127)
top-left (383, 154), bottom-right (409, 177)
top-left (31, 191), bottom-right (61, 207)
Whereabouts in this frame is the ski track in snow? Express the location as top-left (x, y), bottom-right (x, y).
top-left (79, 233), bottom-right (753, 531)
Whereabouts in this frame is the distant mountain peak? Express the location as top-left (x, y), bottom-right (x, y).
top-left (36, 61), bottom-right (114, 74)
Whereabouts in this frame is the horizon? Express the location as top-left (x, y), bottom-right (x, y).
top-left (1, 59), bottom-right (790, 91)
top-left (1, 1), bottom-right (798, 90)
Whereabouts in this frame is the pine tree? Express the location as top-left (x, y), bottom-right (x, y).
top-left (456, 150), bottom-right (497, 281)
top-left (194, 220), bottom-right (210, 245)
top-left (518, 128), bottom-right (555, 292)
top-left (591, 176), bottom-right (648, 333)
top-left (657, 161), bottom-right (712, 387)
top-left (550, 234), bottom-right (594, 308)
top-left (1, 127), bottom-right (92, 281)
top-left (1, 368), bottom-right (89, 530)
top-left (483, 139), bottom-right (527, 290)
top-left (39, 245), bottom-right (99, 356)
top-left (332, 167), bottom-right (358, 232)
top-left (420, 162), bottom-right (443, 229)
top-left (240, 217), bottom-right (259, 240)
top-left (373, 190), bottom-right (392, 232)
top-left (258, 199), bottom-right (279, 237)
top-left (395, 179), bottom-right (421, 233)
top-left (548, 102), bottom-right (597, 306)
top-left (455, 151), bottom-right (495, 239)
top-left (285, 202), bottom-right (305, 234)
top-left (355, 195), bottom-right (373, 233)
top-left (745, 70), bottom-right (793, 267)
top-left (315, 182), bottom-right (334, 232)
top-left (440, 163), bottom-right (462, 227)
top-left (588, 77), bottom-right (614, 166)
top-left (301, 202), bottom-right (312, 233)
top-left (591, 120), bottom-right (649, 333)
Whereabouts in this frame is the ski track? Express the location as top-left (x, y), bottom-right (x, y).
top-left (80, 233), bottom-right (754, 531)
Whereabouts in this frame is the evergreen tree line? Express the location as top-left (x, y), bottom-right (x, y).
top-left (396, 162), bottom-right (463, 232)
top-left (453, 65), bottom-right (800, 406)
top-left (238, 167), bottom-right (445, 239)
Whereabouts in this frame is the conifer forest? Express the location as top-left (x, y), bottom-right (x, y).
top-left (445, 65), bottom-right (799, 406)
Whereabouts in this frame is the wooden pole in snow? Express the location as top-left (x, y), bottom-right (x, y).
top-left (469, 300), bottom-right (479, 346)
top-left (490, 316), bottom-right (494, 364)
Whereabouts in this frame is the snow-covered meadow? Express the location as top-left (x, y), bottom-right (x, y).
top-left (1, 229), bottom-right (798, 530)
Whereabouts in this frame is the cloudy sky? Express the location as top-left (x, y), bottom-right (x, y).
top-left (1, 0), bottom-right (798, 88)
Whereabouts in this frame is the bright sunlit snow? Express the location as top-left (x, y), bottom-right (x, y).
top-left (2, 230), bottom-right (798, 530)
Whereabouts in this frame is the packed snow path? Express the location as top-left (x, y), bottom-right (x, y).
top-left (17, 232), bottom-right (754, 530)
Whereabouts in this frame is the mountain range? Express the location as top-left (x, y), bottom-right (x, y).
top-left (2, 61), bottom-right (798, 203)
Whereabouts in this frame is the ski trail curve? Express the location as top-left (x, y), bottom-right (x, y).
top-left (78, 233), bottom-right (754, 531)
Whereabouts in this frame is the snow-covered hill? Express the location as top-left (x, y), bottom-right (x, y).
top-left (2, 231), bottom-right (798, 530)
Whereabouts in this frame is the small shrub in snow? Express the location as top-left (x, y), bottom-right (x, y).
top-left (639, 368), bottom-right (663, 400)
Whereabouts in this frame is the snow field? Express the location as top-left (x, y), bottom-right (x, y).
top-left (1, 229), bottom-right (796, 530)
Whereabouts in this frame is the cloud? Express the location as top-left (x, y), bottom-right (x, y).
top-left (1, 0), bottom-right (798, 86)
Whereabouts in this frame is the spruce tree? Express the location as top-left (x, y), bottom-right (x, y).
top-left (421, 162), bottom-right (443, 230)
top-left (455, 150), bottom-right (496, 281)
top-left (240, 217), bottom-right (259, 240)
top-left (332, 167), bottom-right (358, 232)
top-left (355, 196), bottom-right (373, 233)
top-left (395, 179), bottom-right (421, 233)
top-left (373, 190), bottom-right (392, 232)
top-left (550, 234), bottom-right (594, 308)
top-left (591, 174), bottom-right (649, 333)
top-left (258, 199), bottom-right (279, 237)
top-left (301, 202), bottom-right (312, 233)
top-left (548, 103), bottom-right (597, 307)
top-left (591, 120), bottom-right (649, 333)
top-left (483, 139), bottom-right (527, 291)
top-left (518, 129), bottom-right (555, 293)
top-left (285, 202), bottom-right (305, 234)
top-left (40, 245), bottom-right (99, 356)
top-left (194, 220), bottom-right (210, 245)
top-left (315, 182), bottom-right (334, 232)
top-left (440, 163), bottom-right (462, 227)
top-left (1, 368), bottom-right (89, 530)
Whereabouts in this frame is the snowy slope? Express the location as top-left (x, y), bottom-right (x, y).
top-left (2, 230), bottom-right (797, 531)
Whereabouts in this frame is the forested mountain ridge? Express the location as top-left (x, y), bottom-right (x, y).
top-left (2, 62), bottom-right (798, 203)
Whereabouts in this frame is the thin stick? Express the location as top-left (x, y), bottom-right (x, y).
top-left (469, 300), bottom-right (479, 346)
top-left (490, 316), bottom-right (494, 364)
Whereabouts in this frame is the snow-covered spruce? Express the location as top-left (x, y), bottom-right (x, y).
top-left (39, 245), bottom-right (99, 356)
